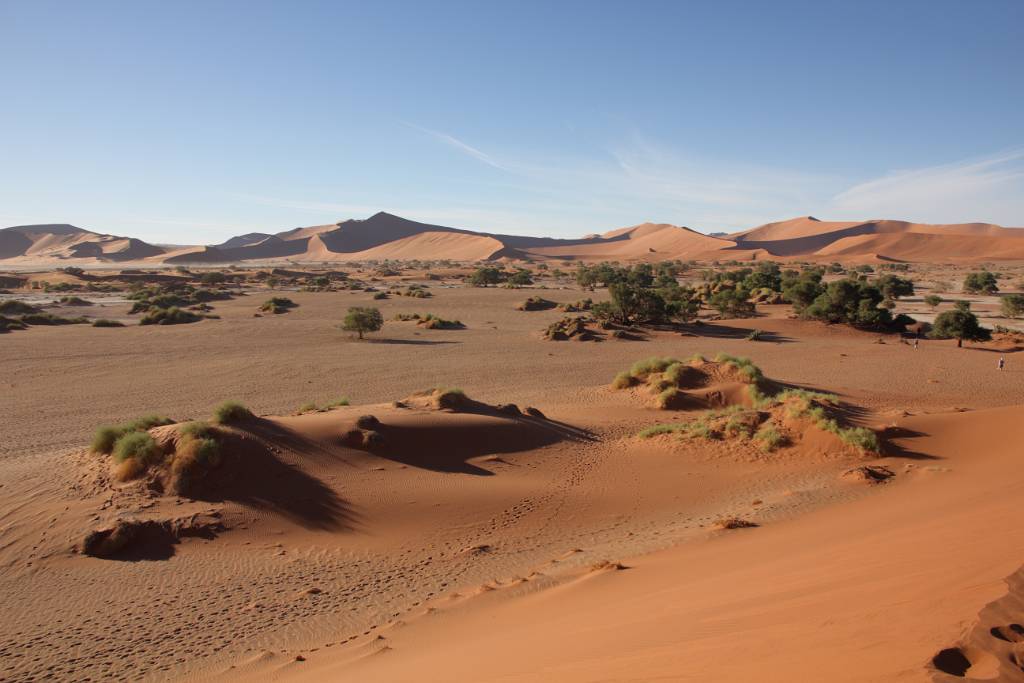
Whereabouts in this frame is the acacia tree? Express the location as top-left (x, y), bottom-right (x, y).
top-left (930, 302), bottom-right (990, 347)
top-left (343, 306), bottom-right (383, 339)
top-left (963, 271), bottom-right (998, 294)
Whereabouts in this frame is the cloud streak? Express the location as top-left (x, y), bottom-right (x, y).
top-left (830, 149), bottom-right (1024, 225)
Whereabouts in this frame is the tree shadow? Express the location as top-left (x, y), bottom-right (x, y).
top-left (680, 322), bottom-right (795, 343)
top-left (363, 338), bottom-right (461, 346)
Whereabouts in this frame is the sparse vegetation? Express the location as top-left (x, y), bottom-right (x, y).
top-left (924, 294), bottom-right (943, 309)
top-left (91, 415), bottom-right (175, 455)
top-left (260, 297), bottom-right (298, 314)
top-left (139, 307), bottom-right (202, 325)
top-left (1000, 293), bottom-right (1024, 319)
top-left (0, 300), bottom-right (40, 315)
top-left (212, 401), bottom-right (253, 425)
top-left (963, 271), bottom-right (998, 294)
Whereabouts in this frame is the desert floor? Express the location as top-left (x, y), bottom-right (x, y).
top-left (2, 284), bottom-right (1023, 682)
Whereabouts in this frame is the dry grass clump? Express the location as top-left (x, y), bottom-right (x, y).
top-left (417, 313), bottom-right (464, 329)
top-left (516, 296), bottom-right (556, 311)
top-left (92, 318), bottom-right (125, 327)
top-left (0, 315), bottom-right (28, 333)
top-left (435, 387), bottom-right (469, 410)
top-left (559, 298), bottom-right (593, 312)
top-left (544, 316), bottom-right (596, 341)
top-left (167, 421), bottom-right (223, 492)
top-left (296, 397), bottom-right (350, 414)
top-left (212, 401), bottom-right (253, 425)
top-left (713, 517), bottom-right (759, 530)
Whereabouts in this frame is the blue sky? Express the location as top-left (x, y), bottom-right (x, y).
top-left (1, 0), bottom-right (1022, 243)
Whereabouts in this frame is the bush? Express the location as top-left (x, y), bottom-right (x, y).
top-left (58, 296), bottom-right (92, 306)
top-left (418, 313), bottom-right (464, 329)
top-left (923, 294), bottom-right (943, 309)
top-left (20, 312), bottom-right (88, 325)
top-left (963, 271), bottom-right (998, 294)
top-left (0, 300), bottom-right (40, 315)
top-left (1001, 294), bottom-right (1024, 319)
top-left (91, 414), bottom-right (175, 454)
top-left (0, 315), bottom-right (28, 333)
top-left (260, 297), bottom-right (297, 314)
top-left (92, 319), bottom-right (125, 327)
top-left (140, 307), bottom-right (202, 325)
top-left (212, 401), bottom-right (253, 425)
top-left (112, 431), bottom-right (162, 464)
top-left (709, 288), bottom-right (756, 318)
top-left (435, 387), bottom-right (467, 410)
top-left (469, 267), bottom-right (503, 287)
top-left (754, 424), bottom-right (786, 451)
top-left (373, 292), bottom-right (389, 300)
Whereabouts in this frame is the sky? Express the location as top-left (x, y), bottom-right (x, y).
top-left (1, 0), bottom-right (1022, 243)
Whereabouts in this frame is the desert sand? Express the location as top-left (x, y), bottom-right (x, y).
top-left (2, 264), bottom-right (1024, 683)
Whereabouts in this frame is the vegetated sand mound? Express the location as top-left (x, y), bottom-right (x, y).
top-left (75, 394), bottom-right (570, 558)
top-left (612, 354), bottom-right (765, 410)
top-left (615, 354), bottom-right (879, 457)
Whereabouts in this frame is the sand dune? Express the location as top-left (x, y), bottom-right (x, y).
top-left (3, 212), bottom-right (1024, 265)
top-left (253, 405), bottom-right (1024, 683)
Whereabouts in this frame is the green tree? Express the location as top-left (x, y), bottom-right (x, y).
top-left (709, 288), bottom-right (755, 318)
top-left (342, 307), bottom-right (383, 339)
top-left (875, 274), bottom-right (914, 301)
top-left (507, 269), bottom-right (533, 286)
top-left (1000, 293), bottom-right (1024, 319)
top-left (782, 272), bottom-right (825, 313)
top-left (469, 267), bottom-right (503, 287)
top-left (930, 303), bottom-right (991, 347)
top-left (923, 294), bottom-right (943, 309)
top-left (803, 278), bottom-right (892, 328)
top-left (963, 271), bottom-right (998, 294)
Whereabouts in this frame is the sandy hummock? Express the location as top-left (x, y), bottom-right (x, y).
top-left (2, 286), bottom-right (1024, 682)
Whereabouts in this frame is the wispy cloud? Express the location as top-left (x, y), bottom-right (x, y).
top-left (401, 122), bottom-right (512, 172)
top-left (830, 149), bottom-right (1024, 225)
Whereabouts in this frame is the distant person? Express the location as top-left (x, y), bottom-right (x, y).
top-left (913, 338), bottom-right (919, 349)
top-left (998, 356), bottom-right (1005, 371)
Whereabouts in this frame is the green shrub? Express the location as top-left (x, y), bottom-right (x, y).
top-left (112, 431), bottom-right (162, 464)
top-left (745, 329), bottom-right (764, 341)
top-left (212, 401), bottom-right (253, 424)
top-left (92, 319), bottom-right (125, 327)
top-left (90, 414), bottom-right (173, 454)
top-left (140, 307), bottom-right (202, 325)
top-left (754, 425), bottom-right (785, 451)
top-left (435, 387), bottom-right (467, 409)
top-left (20, 313), bottom-right (88, 325)
top-left (323, 397), bottom-right (350, 409)
top-left (0, 300), bottom-right (39, 315)
top-left (713, 353), bottom-right (763, 383)
top-left (58, 296), bottom-right (92, 306)
top-left (611, 371), bottom-right (634, 389)
top-left (260, 297), bottom-right (297, 313)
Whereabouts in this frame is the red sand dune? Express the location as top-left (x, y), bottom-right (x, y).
top-left (2, 212), bottom-right (1023, 265)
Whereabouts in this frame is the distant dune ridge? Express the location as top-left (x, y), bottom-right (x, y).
top-left (3, 211), bottom-right (1024, 265)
